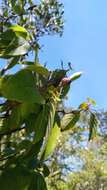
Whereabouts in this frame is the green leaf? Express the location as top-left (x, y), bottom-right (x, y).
top-left (18, 140), bottom-right (32, 151)
top-left (28, 172), bottom-right (47, 190)
top-left (25, 114), bottom-right (37, 134)
top-left (0, 166), bottom-right (47, 190)
top-left (33, 105), bottom-right (48, 143)
top-left (1, 106), bottom-right (21, 131)
top-left (26, 63), bottom-right (49, 77)
top-left (87, 97), bottom-right (96, 106)
top-left (19, 103), bottom-right (40, 119)
top-left (21, 61), bottom-right (34, 65)
top-left (88, 113), bottom-right (98, 141)
top-left (0, 57), bottom-right (20, 75)
top-left (39, 99), bottom-right (57, 160)
top-left (42, 123), bottom-right (61, 160)
top-left (1, 70), bottom-right (45, 104)
top-left (23, 139), bottom-right (43, 161)
top-left (9, 25), bottom-right (30, 40)
top-left (2, 37), bottom-right (30, 57)
top-left (61, 111), bottom-right (80, 131)
top-left (0, 29), bottom-right (30, 58)
top-left (0, 29), bottom-right (15, 45)
top-left (48, 100), bottom-right (56, 128)
top-left (0, 166), bottom-right (31, 190)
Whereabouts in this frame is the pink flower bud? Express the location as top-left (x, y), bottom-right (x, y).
top-left (61, 77), bottom-right (71, 86)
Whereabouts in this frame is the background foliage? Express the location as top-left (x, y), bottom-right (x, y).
top-left (47, 111), bottom-right (107, 190)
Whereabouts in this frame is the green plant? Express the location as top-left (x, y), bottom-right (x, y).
top-left (0, 1), bottom-right (99, 189)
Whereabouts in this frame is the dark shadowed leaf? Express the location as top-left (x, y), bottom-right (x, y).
top-left (0, 166), bottom-right (47, 190)
top-left (43, 164), bottom-right (50, 177)
top-left (28, 172), bottom-right (47, 190)
top-left (0, 166), bottom-right (31, 190)
top-left (0, 106), bottom-right (21, 132)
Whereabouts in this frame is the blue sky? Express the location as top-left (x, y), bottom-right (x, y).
top-left (39, 0), bottom-right (107, 110)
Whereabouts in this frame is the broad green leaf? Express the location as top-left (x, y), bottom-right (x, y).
top-left (61, 111), bottom-right (80, 131)
top-left (88, 113), bottom-right (98, 141)
top-left (2, 37), bottom-right (30, 57)
top-left (9, 25), bottom-right (30, 40)
top-left (26, 63), bottom-right (49, 77)
top-left (0, 70), bottom-right (45, 104)
top-left (19, 103), bottom-right (41, 119)
top-left (42, 123), bottom-right (61, 160)
top-left (0, 29), bottom-right (30, 58)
